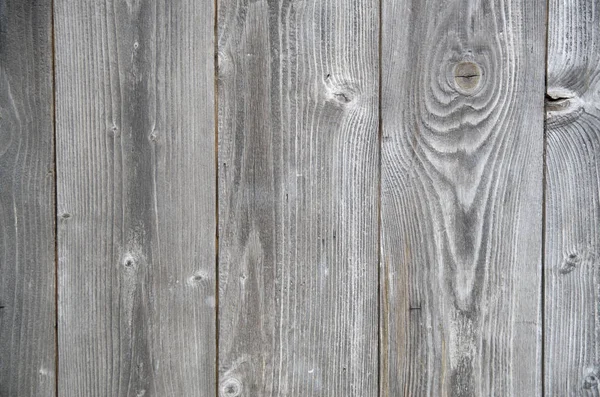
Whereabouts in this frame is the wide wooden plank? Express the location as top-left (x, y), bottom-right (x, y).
top-left (380, 0), bottom-right (546, 395)
top-left (0, 1), bottom-right (56, 395)
top-left (55, 1), bottom-right (216, 395)
top-left (545, 0), bottom-right (600, 395)
top-left (217, 0), bottom-right (379, 395)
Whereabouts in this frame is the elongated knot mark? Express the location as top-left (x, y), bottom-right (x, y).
top-left (545, 91), bottom-right (574, 113)
top-left (333, 92), bottom-right (352, 104)
top-left (454, 61), bottom-right (481, 92)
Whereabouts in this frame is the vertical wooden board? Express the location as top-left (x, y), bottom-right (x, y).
top-left (0, 0), bottom-right (55, 395)
top-left (380, 0), bottom-right (546, 395)
top-left (545, 1), bottom-right (600, 395)
top-left (217, 0), bottom-right (379, 395)
top-left (55, 1), bottom-right (216, 395)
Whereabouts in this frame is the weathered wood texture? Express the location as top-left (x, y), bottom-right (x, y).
top-left (55, 1), bottom-right (216, 395)
top-left (545, 0), bottom-right (600, 395)
top-left (0, 1), bottom-right (56, 395)
top-left (217, 0), bottom-right (379, 395)
top-left (380, 0), bottom-right (546, 395)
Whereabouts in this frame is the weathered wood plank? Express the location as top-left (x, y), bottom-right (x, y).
top-left (55, 1), bottom-right (216, 395)
top-left (217, 0), bottom-right (379, 395)
top-left (545, 1), bottom-right (600, 395)
top-left (0, 1), bottom-right (56, 395)
top-left (380, 0), bottom-right (546, 395)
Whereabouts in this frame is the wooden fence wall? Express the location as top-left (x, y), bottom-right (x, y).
top-left (0, 0), bottom-right (598, 395)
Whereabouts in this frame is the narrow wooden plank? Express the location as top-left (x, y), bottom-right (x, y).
top-left (380, 0), bottom-right (546, 395)
top-left (217, 0), bottom-right (379, 395)
top-left (0, 1), bottom-right (56, 395)
top-left (545, 1), bottom-right (600, 395)
top-left (55, 1), bottom-right (216, 395)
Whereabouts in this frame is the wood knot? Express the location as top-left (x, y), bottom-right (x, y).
top-left (454, 61), bottom-right (482, 92)
top-left (187, 270), bottom-right (210, 286)
top-left (122, 254), bottom-right (137, 269)
top-left (109, 125), bottom-right (120, 136)
top-left (324, 76), bottom-right (358, 105)
top-left (560, 252), bottom-right (581, 274)
top-left (583, 373), bottom-right (598, 390)
top-left (220, 378), bottom-right (242, 396)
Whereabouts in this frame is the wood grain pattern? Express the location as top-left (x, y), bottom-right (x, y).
top-left (0, 1), bottom-right (56, 395)
top-left (217, 0), bottom-right (379, 395)
top-left (545, 0), bottom-right (600, 395)
top-left (380, 0), bottom-right (546, 395)
top-left (55, 1), bottom-right (216, 395)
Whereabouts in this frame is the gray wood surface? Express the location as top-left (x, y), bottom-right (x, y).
top-left (0, 1), bottom-right (56, 396)
top-left (55, 1), bottom-right (216, 395)
top-left (9, 0), bottom-right (598, 393)
top-left (217, 0), bottom-right (379, 395)
top-left (380, 0), bottom-right (546, 395)
top-left (545, 0), bottom-right (600, 395)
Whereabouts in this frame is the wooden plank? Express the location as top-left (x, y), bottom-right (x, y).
top-left (545, 0), bottom-right (600, 395)
top-left (55, 1), bottom-right (216, 395)
top-left (217, 0), bottom-right (379, 395)
top-left (0, 1), bottom-right (56, 395)
top-left (380, 0), bottom-right (546, 395)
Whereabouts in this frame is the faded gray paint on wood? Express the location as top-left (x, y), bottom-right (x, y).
top-left (545, 0), bottom-right (600, 395)
top-left (55, 1), bottom-right (216, 395)
top-left (0, 1), bottom-right (56, 396)
top-left (380, 0), bottom-right (546, 395)
top-left (217, 0), bottom-right (379, 395)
